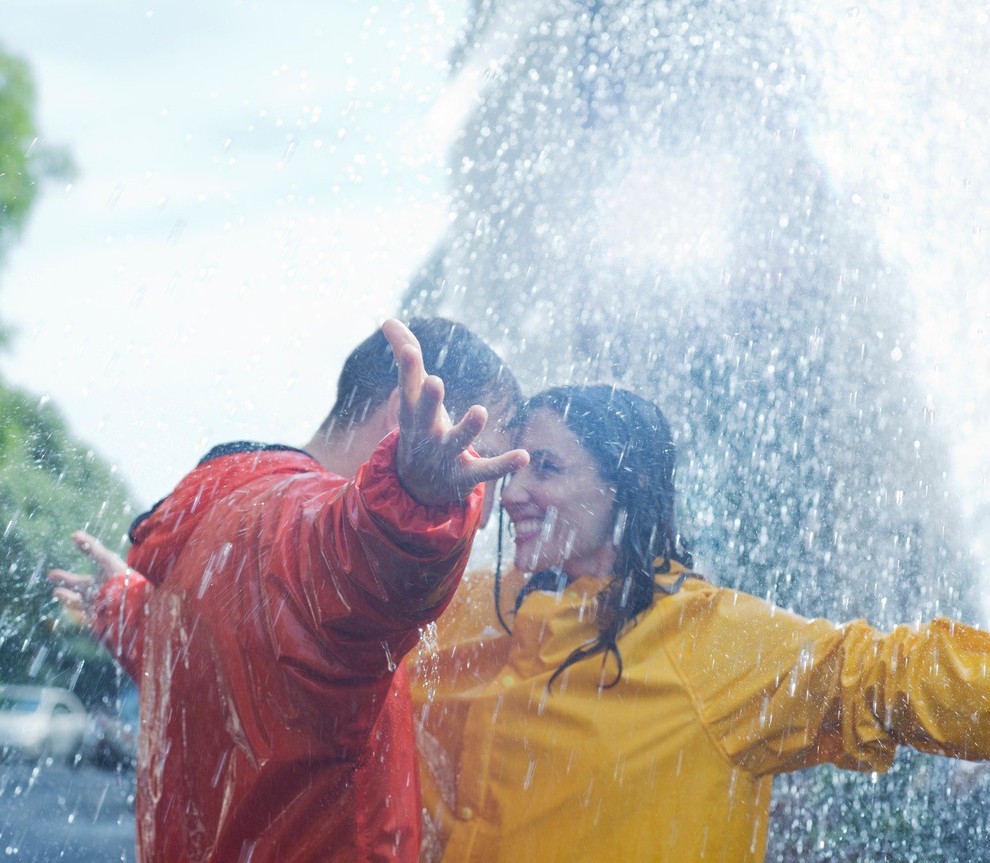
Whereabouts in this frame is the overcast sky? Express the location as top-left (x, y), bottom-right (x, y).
top-left (2, 0), bottom-right (467, 507)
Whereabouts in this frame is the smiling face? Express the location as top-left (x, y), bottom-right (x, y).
top-left (500, 408), bottom-right (617, 580)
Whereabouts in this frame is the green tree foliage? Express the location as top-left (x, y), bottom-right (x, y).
top-left (0, 44), bottom-right (131, 698)
top-left (0, 43), bottom-right (72, 344)
top-left (0, 46), bottom-right (70, 239)
top-left (0, 384), bottom-right (134, 688)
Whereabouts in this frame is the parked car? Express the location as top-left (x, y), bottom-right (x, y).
top-left (0, 684), bottom-right (89, 762)
top-left (82, 683), bottom-right (139, 770)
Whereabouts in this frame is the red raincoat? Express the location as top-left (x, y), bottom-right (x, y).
top-left (92, 432), bottom-right (480, 862)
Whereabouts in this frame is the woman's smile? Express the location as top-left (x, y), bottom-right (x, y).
top-left (511, 517), bottom-right (544, 542)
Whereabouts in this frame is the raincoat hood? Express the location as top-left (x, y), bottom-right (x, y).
top-left (128, 444), bottom-right (318, 586)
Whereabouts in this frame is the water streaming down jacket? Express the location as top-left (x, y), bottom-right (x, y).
top-left (92, 431), bottom-right (481, 863)
top-left (410, 561), bottom-right (990, 862)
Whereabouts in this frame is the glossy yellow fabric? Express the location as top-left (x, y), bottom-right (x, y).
top-left (409, 562), bottom-right (990, 862)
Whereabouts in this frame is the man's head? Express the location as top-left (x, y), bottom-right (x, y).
top-left (314, 317), bottom-right (522, 523)
top-left (324, 317), bottom-right (521, 435)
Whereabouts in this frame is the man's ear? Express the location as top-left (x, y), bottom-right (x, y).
top-left (384, 388), bottom-right (402, 432)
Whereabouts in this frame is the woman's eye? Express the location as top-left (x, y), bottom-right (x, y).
top-left (534, 456), bottom-right (561, 476)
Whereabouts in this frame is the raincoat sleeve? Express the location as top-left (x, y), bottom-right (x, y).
top-left (270, 430), bottom-right (482, 677)
top-left (671, 586), bottom-right (990, 776)
top-left (90, 570), bottom-right (152, 683)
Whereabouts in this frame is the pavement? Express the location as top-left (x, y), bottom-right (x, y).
top-left (0, 756), bottom-right (135, 861)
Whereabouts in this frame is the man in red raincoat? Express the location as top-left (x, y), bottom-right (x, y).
top-left (49, 318), bottom-right (527, 863)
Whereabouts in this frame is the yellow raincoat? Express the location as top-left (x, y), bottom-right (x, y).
top-left (409, 562), bottom-right (990, 862)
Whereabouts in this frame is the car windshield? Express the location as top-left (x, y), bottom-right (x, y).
top-left (0, 695), bottom-right (41, 714)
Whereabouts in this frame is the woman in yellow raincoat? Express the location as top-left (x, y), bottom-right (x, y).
top-left (411, 385), bottom-right (990, 863)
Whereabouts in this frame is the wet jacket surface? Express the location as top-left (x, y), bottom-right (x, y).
top-left (93, 432), bottom-right (480, 863)
top-left (409, 562), bottom-right (990, 862)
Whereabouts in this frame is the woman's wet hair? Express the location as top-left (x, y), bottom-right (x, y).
top-left (496, 385), bottom-right (693, 689)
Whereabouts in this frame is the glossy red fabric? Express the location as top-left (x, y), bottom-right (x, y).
top-left (92, 432), bottom-right (480, 862)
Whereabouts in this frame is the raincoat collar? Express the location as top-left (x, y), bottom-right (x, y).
top-left (506, 559), bottom-right (692, 677)
top-left (512, 558), bottom-right (691, 606)
top-left (127, 443), bottom-right (320, 586)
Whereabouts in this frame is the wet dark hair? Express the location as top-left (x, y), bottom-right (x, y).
top-left (496, 385), bottom-right (693, 689)
top-left (320, 317), bottom-right (522, 431)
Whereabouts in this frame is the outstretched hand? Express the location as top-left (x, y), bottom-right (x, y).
top-left (382, 319), bottom-right (529, 506)
top-left (48, 531), bottom-right (130, 626)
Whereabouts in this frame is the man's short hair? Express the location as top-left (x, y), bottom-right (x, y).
top-left (323, 318), bottom-right (521, 431)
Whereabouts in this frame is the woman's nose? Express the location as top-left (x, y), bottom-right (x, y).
top-left (500, 470), bottom-right (529, 506)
